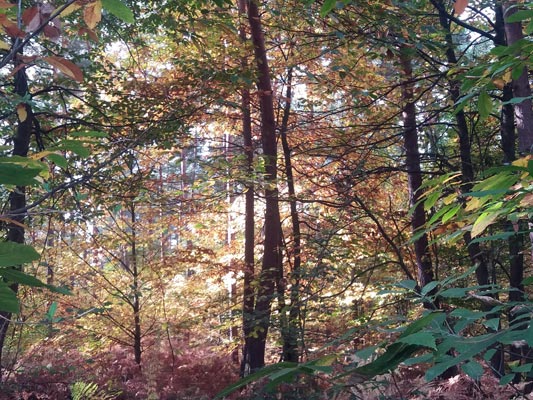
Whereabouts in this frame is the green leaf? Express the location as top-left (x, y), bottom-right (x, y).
top-left (47, 301), bottom-right (58, 321)
top-left (46, 153), bottom-right (68, 169)
top-left (440, 287), bottom-right (469, 298)
top-left (483, 318), bottom-right (500, 331)
top-left (0, 162), bottom-right (42, 186)
top-left (461, 360), bottom-right (484, 380)
top-left (500, 374), bottom-right (515, 385)
top-left (421, 281), bottom-right (439, 296)
top-left (102, 0), bottom-right (134, 23)
top-left (320, 0), bottom-right (337, 16)
top-left (524, 321), bottom-right (533, 347)
top-left (401, 311), bottom-right (444, 337)
top-left (505, 9), bottom-right (533, 23)
top-left (0, 242), bottom-right (39, 267)
top-left (0, 268), bottom-right (46, 287)
top-left (397, 332), bottom-right (436, 350)
top-left (0, 281), bottom-right (19, 313)
top-left (69, 130), bottom-right (108, 138)
top-left (512, 363), bottom-right (533, 373)
top-left (478, 90), bottom-right (492, 120)
top-left (471, 210), bottom-right (504, 238)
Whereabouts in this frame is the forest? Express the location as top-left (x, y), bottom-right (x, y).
top-left (0, 0), bottom-right (533, 398)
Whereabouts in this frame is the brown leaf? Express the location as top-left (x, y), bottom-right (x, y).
top-left (22, 6), bottom-right (41, 32)
top-left (43, 56), bottom-right (84, 82)
top-left (83, 1), bottom-right (102, 30)
top-left (454, 0), bottom-right (468, 15)
top-left (0, 14), bottom-right (25, 38)
top-left (79, 27), bottom-right (99, 42)
top-left (43, 24), bottom-right (61, 40)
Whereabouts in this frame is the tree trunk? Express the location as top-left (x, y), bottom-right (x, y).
top-left (130, 202), bottom-right (142, 365)
top-left (0, 54), bottom-right (33, 377)
top-left (399, 47), bottom-right (433, 290)
top-left (503, 0), bottom-right (533, 154)
top-left (245, 0), bottom-right (282, 372)
top-left (279, 66), bottom-right (300, 363)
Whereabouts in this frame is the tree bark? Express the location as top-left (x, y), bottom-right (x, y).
top-left (399, 47), bottom-right (433, 290)
top-left (503, 0), bottom-right (533, 154)
top-left (279, 66), bottom-right (300, 363)
top-left (0, 57), bottom-right (33, 376)
top-left (244, 0), bottom-right (282, 372)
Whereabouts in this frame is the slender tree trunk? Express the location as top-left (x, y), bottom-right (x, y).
top-left (245, 0), bottom-right (282, 372)
top-left (238, 0), bottom-right (256, 377)
top-left (0, 54), bottom-right (33, 377)
top-left (503, 0), bottom-right (533, 154)
top-left (399, 47), bottom-right (433, 289)
top-left (130, 202), bottom-right (142, 365)
top-left (279, 66), bottom-right (300, 363)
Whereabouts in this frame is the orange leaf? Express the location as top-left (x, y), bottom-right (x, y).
top-left (43, 56), bottom-right (84, 82)
top-left (454, 0), bottom-right (468, 15)
top-left (83, 1), bottom-right (102, 30)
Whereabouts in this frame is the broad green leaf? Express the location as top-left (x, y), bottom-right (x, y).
top-left (483, 318), bottom-right (500, 331)
top-left (320, 0), bottom-right (337, 16)
top-left (70, 130), bottom-right (108, 138)
top-left (46, 153), bottom-right (68, 168)
top-left (461, 360), bottom-right (484, 379)
top-left (0, 242), bottom-right (39, 267)
top-left (0, 268), bottom-right (46, 287)
top-left (401, 311), bottom-right (444, 337)
top-left (505, 9), bottom-right (533, 23)
top-left (0, 281), bottom-right (19, 313)
top-left (421, 281), bottom-right (439, 296)
top-left (500, 374), bottom-right (515, 385)
top-left (397, 332), bottom-right (436, 350)
top-left (440, 287), bottom-right (469, 298)
top-left (512, 363), bottom-right (533, 373)
top-left (524, 321), bottom-right (533, 347)
top-left (101, 0), bottom-right (134, 23)
top-left (47, 301), bottom-right (58, 321)
top-left (478, 90), bottom-right (492, 120)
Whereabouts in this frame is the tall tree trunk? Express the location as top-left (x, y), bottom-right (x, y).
top-left (245, 0), bottom-right (282, 372)
top-left (399, 47), bottom-right (433, 290)
top-left (279, 66), bottom-right (300, 363)
top-left (0, 53), bottom-right (33, 377)
top-left (503, 0), bottom-right (533, 154)
top-left (238, 0), bottom-right (256, 377)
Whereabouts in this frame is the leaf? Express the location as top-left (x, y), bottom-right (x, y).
top-left (0, 242), bottom-right (39, 267)
top-left (454, 0), bottom-right (468, 15)
top-left (500, 374), bottom-right (515, 385)
top-left (461, 360), bottom-right (484, 380)
top-left (101, 0), bottom-right (134, 23)
top-left (22, 6), bottom-right (40, 32)
top-left (505, 9), bottom-right (533, 23)
top-left (0, 268), bottom-right (46, 287)
top-left (478, 90), bottom-right (492, 120)
top-left (70, 130), bottom-right (108, 138)
top-left (398, 332), bottom-right (437, 350)
top-left (320, 0), bottom-right (337, 16)
top-left (0, 281), bottom-right (19, 313)
top-left (471, 210), bottom-right (504, 238)
top-left (83, 1), bottom-right (102, 30)
top-left (43, 56), bottom-right (83, 82)
top-left (16, 103), bottom-right (27, 122)
top-left (0, 1), bottom-right (14, 8)
top-left (47, 301), bottom-right (58, 321)
top-left (59, 3), bottom-right (82, 17)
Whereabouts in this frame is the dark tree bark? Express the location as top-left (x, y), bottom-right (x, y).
top-left (279, 66), bottom-right (300, 363)
top-left (238, 0), bottom-right (256, 377)
top-left (244, 0), bottom-right (282, 372)
top-left (0, 59), bottom-right (33, 376)
top-left (399, 47), bottom-right (433, 289)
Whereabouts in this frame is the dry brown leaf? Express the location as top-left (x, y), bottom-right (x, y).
top-left (43, 56), bottom-right (84, 82)
top-left (83, 1), bottom-right (102, 30)
top-left (454, 0), bottom-right (468, 15)
top-left (22, 6), bottom-right (40, 32)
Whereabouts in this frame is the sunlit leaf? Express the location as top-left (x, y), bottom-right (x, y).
top-left (101, 0), bottom-right (134, 23)
top-left (83, 1), bottom-right (102, 30)
top-left (454, 0), bottom-right (468, 15)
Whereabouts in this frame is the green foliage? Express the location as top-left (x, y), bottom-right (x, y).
top-left (70, 381), bottom-right (119, 400)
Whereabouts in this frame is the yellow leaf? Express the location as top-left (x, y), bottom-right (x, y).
top-left (43, 56), bottom-right (84, 82)
top-left (493, 78), bottom-right (505, 90)
top-left (454, 0), bottom-right (468, 15)
top-left (57, 2), bottom-right (82, 17)
top-left (0, 40), bottom-right (9, 50)
top-left (465, 196), bottom-right (481, 211)
top-left (83, 1), bottom-right (102, 30)
top-left (16, 103), bottom-right (27, 122)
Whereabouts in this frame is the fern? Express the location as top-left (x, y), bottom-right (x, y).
top-left (70, 381), bottom-right (119, 400)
